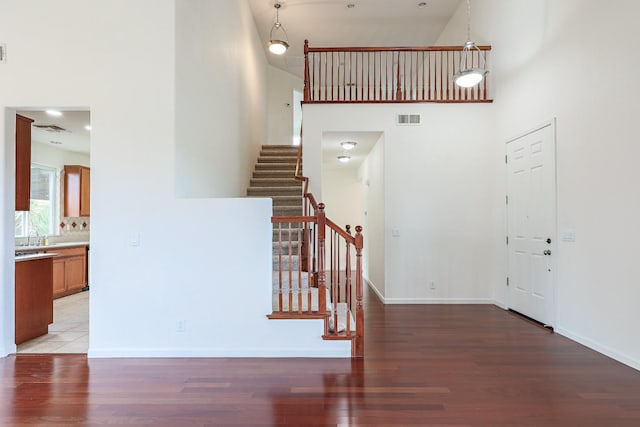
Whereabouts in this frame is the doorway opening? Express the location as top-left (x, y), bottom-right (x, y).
top-left (13, 108), bottom-right (91, 354)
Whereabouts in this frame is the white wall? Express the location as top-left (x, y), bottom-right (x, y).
top-left (31, 143), bottom-right (90, 170)
top-left (358, 135), bottom-right (386, 298)
top-left (267, 66), bottom-right (303, 146)
top-left (304, 103), bottom-right (499, 304)
top-left (438, 0), bottom-right (640, 370)
top-left (0, 0), bottom-right (349, 358)
top-left (321, 167), bottom-right (364, 232)
top-left (175, 0), bottom-right (267, 198)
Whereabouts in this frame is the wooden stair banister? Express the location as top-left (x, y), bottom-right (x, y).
top-left (268, 122), bottom-right (364, 358)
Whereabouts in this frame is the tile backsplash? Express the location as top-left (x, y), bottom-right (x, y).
top-left (59, 217), bottom-right (90, 234)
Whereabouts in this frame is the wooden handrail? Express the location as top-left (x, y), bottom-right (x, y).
top-left (307, 45), bottom-right (492, 53)
top-left (326, 218), bottom-right (356, 244)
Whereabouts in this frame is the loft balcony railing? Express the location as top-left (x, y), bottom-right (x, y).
top-left (303, 40), bottom-right (492, 103)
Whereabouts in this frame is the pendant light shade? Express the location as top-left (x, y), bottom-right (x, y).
top-left (453, 1), bottom-right (488, 88)
top-left (269, 3), bottom-right (289, 55)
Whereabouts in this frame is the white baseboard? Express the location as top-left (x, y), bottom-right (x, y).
top-left (88, 345), bottom-right (351, 359)
top-left (384, 297), bottom-right (496, 305)
top-left (555, 327), bottom-right (640, 372)
top-left (366, 279), bottom-right (385, 303)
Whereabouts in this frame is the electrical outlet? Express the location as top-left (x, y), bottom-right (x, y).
top-left (176, 319), bottom-right (186, 333)
top-left (0, 44), bottom-right (6, 64)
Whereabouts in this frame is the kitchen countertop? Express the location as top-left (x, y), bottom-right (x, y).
top-left (15, 253), bottom-right (58, 263)
top-left (15, 241), bottom-right (90, 253)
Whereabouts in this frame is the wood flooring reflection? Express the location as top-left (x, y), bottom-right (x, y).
top-left (2, 287), bottom-right (640, 426)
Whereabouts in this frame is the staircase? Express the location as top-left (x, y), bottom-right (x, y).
top-left (247, 145), bottom-right (302, 218)
top-left (246, 144), bottom-right (364, 358)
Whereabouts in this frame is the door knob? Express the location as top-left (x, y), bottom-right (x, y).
top-left (543, 250), bottom-right (552, 256)
top-left (546, 238), bottom-right (552, 244)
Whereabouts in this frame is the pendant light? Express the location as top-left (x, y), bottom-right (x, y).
top-left (269, 2), bottom-right (289, 55)
top-left (453, 0), bottom-right (488, 88)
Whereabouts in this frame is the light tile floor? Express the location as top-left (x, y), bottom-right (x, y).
top-left (17, 291), bottom-right (89, 354)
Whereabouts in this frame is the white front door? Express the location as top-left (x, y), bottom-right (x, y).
top-left (506, 121), bottom-right (556, 326)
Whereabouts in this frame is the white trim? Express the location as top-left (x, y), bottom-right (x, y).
top-left (556, 327), bottom-right (640, 372)
top-left (505, 118), bottom-right (558, 327)
top-left (384, 298), bottom-right (496, 305)
top-left (88, 345), bottom-right (351, 358)
top-left (505, 119), bottom-right (554, 144)
top-left (366, 278), bottom-right (385, 303)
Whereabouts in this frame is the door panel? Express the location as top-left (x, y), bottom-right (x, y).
top-left (507, 122), bottom-right (556, 326)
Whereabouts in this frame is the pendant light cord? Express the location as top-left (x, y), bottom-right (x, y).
top-left (466, 0), bottom-right (472, 42)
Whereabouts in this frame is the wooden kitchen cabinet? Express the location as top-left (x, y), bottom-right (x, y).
top-left (15, 256), bottom-right (54, 345)
top-left (15, 114), bottom-right (34, 211)
top-left (63, 165), bottom-right (90, 217)
top-left (46, 246), bottom-right (88, 299)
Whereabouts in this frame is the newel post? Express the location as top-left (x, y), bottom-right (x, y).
top-left (304, 39), bottom-right (311, 102)
top-left (317, 204), bottom-right (327, 326)
top-left (354, 225), bottom-right (364, 358)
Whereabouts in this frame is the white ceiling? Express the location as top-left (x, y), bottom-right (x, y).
top-left (17, 110), bottom-right (91, 154)
top-left (248, 0), bottom-right (462, 77)
top-left (323, 131), bottom-right (382, 170)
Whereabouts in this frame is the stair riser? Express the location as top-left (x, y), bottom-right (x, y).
top-left (260, 150), bottom-right (299, 157)
top-left (272, 198), bottom-right (303, 207)
top-left (255, 163), bottom-right (298, 171)
top-left (257, 157), bottom-right (298, 163)
top-left (251, 179), bottom-right (300, 187)
top-left (253, 171), bottom-right (296, 178)
top-left (247, 188), bottom-right (301, 196)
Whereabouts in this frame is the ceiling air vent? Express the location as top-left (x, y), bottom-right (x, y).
top-left (34, 124), bottom-right (70, 133)
top-left (397, 114), bottom-right (421, 126)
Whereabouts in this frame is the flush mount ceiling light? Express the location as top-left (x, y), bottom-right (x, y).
top-left (453, 0), bottom-right (488, 88)
top-left (268, 2), bottom-right (289, 55)
top-left (337, 155), bottom-right (351, 163)
top-left (45, 109), bottom-right (63, 117)
top-left (340, 141), bottom-right (357, 150)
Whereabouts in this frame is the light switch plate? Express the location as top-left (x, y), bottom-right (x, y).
top-left (560, 229), bottom-right (576, 242)
top-left (0, 44), bottom-right (6, 64)
top-left (391, 228), bottom-right (400, 237)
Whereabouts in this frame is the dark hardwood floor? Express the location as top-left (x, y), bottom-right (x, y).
top-left (2, 287), bottom-right (640, 426)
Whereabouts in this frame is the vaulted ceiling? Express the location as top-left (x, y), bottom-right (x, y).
top-left (248, 0), bottom-right (462, 77)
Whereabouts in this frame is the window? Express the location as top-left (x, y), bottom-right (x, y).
top-left (15, 164), bottom-right (58, 237)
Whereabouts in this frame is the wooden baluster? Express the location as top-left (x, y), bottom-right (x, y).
top-left (395, 52), bottom-right (401, 100)
top-left (303, 40), bottom-right (310, 102)
top-left (297, 227), bottom-right (303, 314)
top-left (288, 222), bottom-right (293, 312)
top-left (443, 50), bottom-right (447, 101)
top-left (317, 204), bottom-right (328, 336)
top-left (421, 51), bottom-right (425, 101)
top-left (278, 222), bottom-right (283, 312)
top-left (331, 52), bottom-right (340, 101)
top-left (343, 52), bottom-right (346, 101)
top-left (409, 51), bottom-right (414, 100)
top-left (367, 52), bottom-right (371, 101)
top-left (483, 51), bottom-right (488, 101)
top-left (427, 51), bottom-right (431, 101)
top-left (360, 52), bottom-right (364, 101)
top-left (311, 51), bottom-right (316, 101)
top-left (331, 230), bottom-right (340, 335)
top-left (345, 225), bottom-right (352, 334)
top-left (324, 52), bottom-right (328, 101)
top-left (354, 225), bottom-right (364, 357)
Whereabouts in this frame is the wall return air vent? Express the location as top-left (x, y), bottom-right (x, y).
top-left (397, 114), bottom-right (421, 126)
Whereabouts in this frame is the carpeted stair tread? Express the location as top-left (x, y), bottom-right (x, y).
top-left (250, 178), bottom-right (301, 187)
top-left (247, 186), bottom-right (302, 196)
